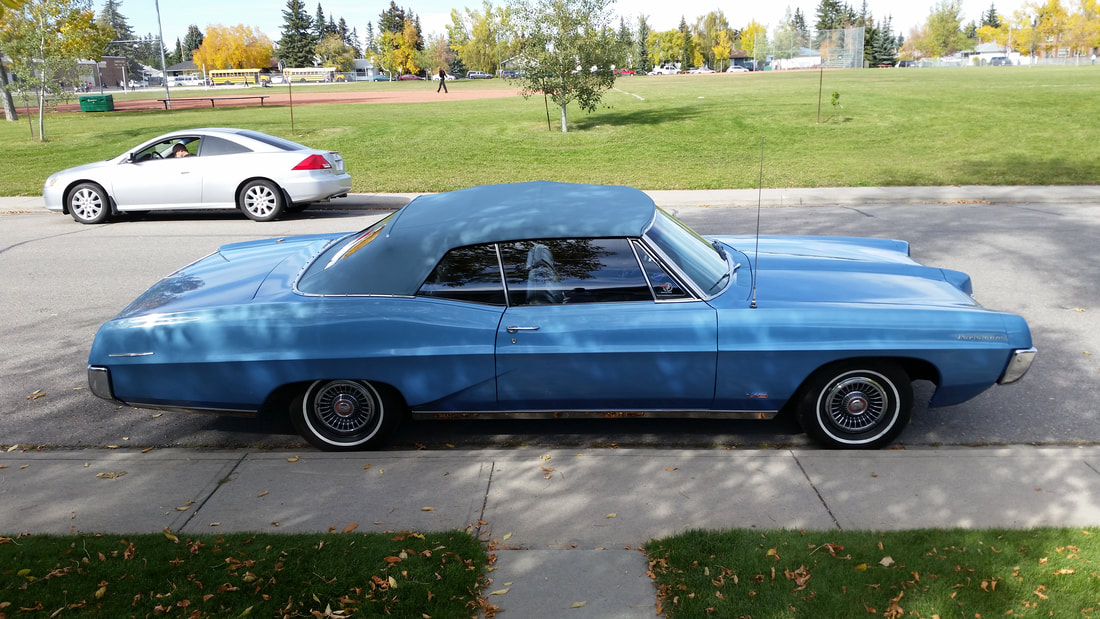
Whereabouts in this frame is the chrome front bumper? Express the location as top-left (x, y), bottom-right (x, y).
top-left (87, 366), bottom-right (116, 401)
top-left (998, 347), bottom-right (1037, 385)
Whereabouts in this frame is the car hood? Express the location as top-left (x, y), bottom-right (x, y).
top-left (115, 233), bottom-right (345, 320)
top-left (713, 235), bottom-right (979, 308)
top-left (49, 158), bottom-right (117, 180)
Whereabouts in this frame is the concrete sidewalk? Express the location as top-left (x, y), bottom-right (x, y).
top-left (3, 446), bottom-right (1099, 617)
top-left (6, 185), bottom-right (1100, 214)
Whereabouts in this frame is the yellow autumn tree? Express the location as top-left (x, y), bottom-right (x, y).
top-left (712, 29), bottom-right (733, 71)
top-left (192, 24), bottom-right (273, 70)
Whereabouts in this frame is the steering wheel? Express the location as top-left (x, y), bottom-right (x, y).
top-left (149, 151), bottom-right (162, 159)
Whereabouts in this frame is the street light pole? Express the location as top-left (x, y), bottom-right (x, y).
top-left (155, 0), bottom-right (171, 108)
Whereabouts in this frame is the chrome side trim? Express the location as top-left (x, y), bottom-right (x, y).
top-left (108, 352), bottom-right (154, 357)
top-left (410, 409), bottom-right (778, 421)
top-left (998, 347), bottom-right (1037, 384)
top-left (118, 401), bottom-right (258, 417)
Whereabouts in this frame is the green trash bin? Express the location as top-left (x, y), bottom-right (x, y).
top-left (78, 94), bottom-right (114, 112)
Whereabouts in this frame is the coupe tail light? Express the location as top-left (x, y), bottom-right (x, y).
top-left (292, 154), bottom-right (332, 170)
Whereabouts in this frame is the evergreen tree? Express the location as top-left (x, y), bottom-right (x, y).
top-left (636, 15), bottom-right (651, 72)
top-left (792, 8), bottom-right (810, 47)
top-left (313, 3), bottom-right (328, 40)
top-left (379, 1), bottom-right (406, 34)
top-left (678, 16), bottom-right (691, 69)
top-left (615, 17), bottom-right (633, 68)
top-left (182, 25), bottom-right (204, 62)
top-left (279, 0), bottom-right (316, 68)
top-left (871, 16), bottom-right (898, 65)
top-left (982, 4), bottom-right (1000, 27)
top-left (97, 0), bottom-right (142, 76)
top-left (349, 26), bottom-right (362, 56)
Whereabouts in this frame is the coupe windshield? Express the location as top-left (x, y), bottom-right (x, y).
top-left (643, 210), bottom-right (730, 296)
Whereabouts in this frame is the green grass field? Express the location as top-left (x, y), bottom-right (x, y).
top-left (2, 66), bottom-right (1098, 195)
top-left (647, 527), bottom-right (1100, 618)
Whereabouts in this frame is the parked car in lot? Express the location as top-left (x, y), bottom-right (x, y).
top-left (431, 72), bottom-right (458, 81)
top-left (466, 70), bottom-right (492, 79)
top-left (127, 79), bottom-right (148, 88)
top-left (990, 56), bottom-right (1011, 66)
top-left (726, 65), bottom-right (749, 73)
top-left (613, 68), bottom-right (635, 75)
top-left (86, 181), bottom-right (1035, 451)
top-left (44, 128), bottom-right (352, 223)
top-left (369, 74), bottom-right (391, 81)
top-left (398, 74), bottom-right (425, 80)
top-left (500, 70), bottom-right (524, 78)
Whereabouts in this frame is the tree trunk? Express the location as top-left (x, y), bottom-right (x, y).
top-left (559, 102), bottom-right (568, 133)
top-left (37, 88), bottom-right (46, 142)
top-left (0, 65), bottom-right (17, 122)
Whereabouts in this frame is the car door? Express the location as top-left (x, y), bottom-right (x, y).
top-left (111, 138), bottom-right (204, 208)
top-left (495, 238), bottom-right (717, 411)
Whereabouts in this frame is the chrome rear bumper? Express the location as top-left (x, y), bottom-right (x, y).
top-left (998, 347), bottom-right (1037, 384)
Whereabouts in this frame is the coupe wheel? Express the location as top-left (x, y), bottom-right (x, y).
top-left (238, 180), bottom-right (284, 222)
top-left (797, 362), bottom-right (912, 449)
top-left (291, 380), bottom-right (403, 451)
top-left (67, 182), bottom-right (111, 224)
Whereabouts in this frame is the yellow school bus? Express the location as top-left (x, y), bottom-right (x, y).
top-left (283, 67), bottom-right (346, 83)
top-left (209, 69), bottom-right (263, 86)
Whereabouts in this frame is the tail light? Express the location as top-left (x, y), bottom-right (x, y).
top-left (292, 154), bottom-right (332, 170)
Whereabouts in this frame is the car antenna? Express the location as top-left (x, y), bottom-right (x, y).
top-left (750, 137), bottom-right (764, 309)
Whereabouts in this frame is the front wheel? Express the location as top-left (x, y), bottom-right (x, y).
top-left (238, 180), bottom-right (284, 222)
top-left (290, 380), bottom-right (403, 451)
top-left (67, 182), bottom-right (111, 224)
top-left (796, 361), bottom-right (912, 449)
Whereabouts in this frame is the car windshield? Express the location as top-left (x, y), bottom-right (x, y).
top-left (643, 209), bottom-right (730, 296)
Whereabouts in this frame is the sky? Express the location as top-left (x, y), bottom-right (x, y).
top-left (119, 0), bottom-right (1028, 52)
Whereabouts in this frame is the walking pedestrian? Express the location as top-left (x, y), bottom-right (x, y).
top-left (437, 67), bottom-right (448, 93)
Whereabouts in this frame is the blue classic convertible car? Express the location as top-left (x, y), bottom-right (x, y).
top-left (88, 182), bottom-right (1036, 450)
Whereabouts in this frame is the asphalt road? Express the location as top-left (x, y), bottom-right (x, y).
top-left (2, 197), bottom-right (1097, 450)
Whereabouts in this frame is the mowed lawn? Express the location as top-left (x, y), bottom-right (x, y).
top-left (2, 66), bottom-right (1098, 195)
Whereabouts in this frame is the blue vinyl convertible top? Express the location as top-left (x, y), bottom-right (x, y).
top-left (388, 181), bottom-right (658, 247)
top-left (297, 181), bottom-right (660, 296)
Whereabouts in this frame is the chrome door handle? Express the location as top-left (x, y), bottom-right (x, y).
top-left (506, 325), bottom-right (540, 333)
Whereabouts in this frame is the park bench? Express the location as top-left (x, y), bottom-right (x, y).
top-left (157, 95), bottom-right (269, 110)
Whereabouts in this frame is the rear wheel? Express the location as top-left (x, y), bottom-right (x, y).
top-left (67, 183), bottom-right (111, 224)
top-left (797, 361), bottom-right (912, 449)
top-left (290, 380), bottom-right (403, 451)
top-left (238, 180), bottom-right (284, 222)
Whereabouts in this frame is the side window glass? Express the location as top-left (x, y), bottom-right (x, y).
top-left (633, 240), bottom-right (691, 300)
top-left (197, 135), bottom-right (251, 156)
top-left (417, 244), bottom-right (506, 305)
top-left (501, 238), bottom-right (652, 306)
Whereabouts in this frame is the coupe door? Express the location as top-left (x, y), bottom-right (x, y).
top-left (112, 140), bottom-right (203, 208)
top-left (494, 238), bottom-right (717, 410)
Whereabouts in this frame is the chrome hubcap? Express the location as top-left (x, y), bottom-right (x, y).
top-left (313, 381), bottom-right (377, 435)
top-left (824, 377), bottom-right (886, 433)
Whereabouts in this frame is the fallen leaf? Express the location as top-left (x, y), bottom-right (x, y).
top-left (342, 523), bottom-right (359, 533)
top-left (854, 563), bottom-right (869, 571)
top-left (606, 513), bottom-right (617, 518)
top-left (489, 588), bottom-right (509, 595)
top-left (26, 390), bottom-right (46, 401)
top-left (880, 556), bottom-right (895, 567)
top-left (363, 464), bottom-right (371, 470)
top-left (142, 447), bottom-right (155, 453)
top-left (95, 585), bottom-right (107, 599)
top-left (539, 466), bottom-right (554, 472)
top-left (95, 471), bottom-right (126, 479)
top-left (388, 576), bottom-right (398, 589)
top-left (163, 528), bottom-right (179, 543)
top-left (257, 491), bottom-right (269, 498)
top-left (6, 445), bottom-right (19, 452)
top-left (422, 507), bottom-right (434, 511)
top-left (503, 533), bottom-right (512, 541)
top-left (287, 456), bottom-right (299, 462)
top-left (569, 601), bottom-right (587, 608)
top-left (665, 467), bottom-right (678, 471)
